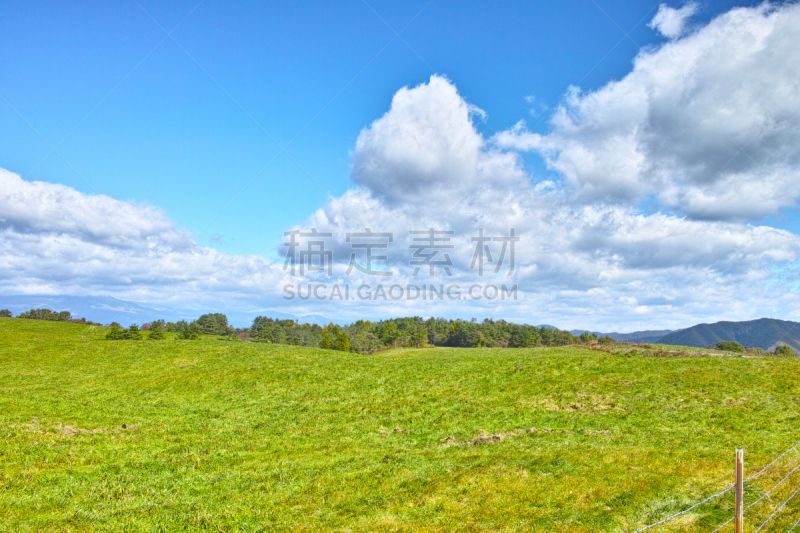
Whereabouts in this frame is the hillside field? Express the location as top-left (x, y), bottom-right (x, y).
top-left (1, 318), bottom-right (800, 532)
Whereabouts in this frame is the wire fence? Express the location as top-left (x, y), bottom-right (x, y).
top-left (633, 439), bottom-right (800, 532)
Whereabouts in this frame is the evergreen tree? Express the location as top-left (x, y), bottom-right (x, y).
top-left (333, 331), bottom-right (350, 352)
top-left (105, 323), bottom-right (125, 340)
top-left (148, 320), bottom-right (166, 340)
top-left (320, 330), bottom-right (331, 349)
top-left (123, 324), bottom-right (143, 340)
top-left (196, 313), bottom-right (229, 335)
top-left (179, 322), bottom-right (201, 340)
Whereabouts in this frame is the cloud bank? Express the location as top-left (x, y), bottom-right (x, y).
top-left (3, 2), bottom-right (800, 329)
top-left (496, 2), bottom-right (800, 221)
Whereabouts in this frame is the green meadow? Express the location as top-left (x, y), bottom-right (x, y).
top-left (1, 318), bottom-right (800, 532)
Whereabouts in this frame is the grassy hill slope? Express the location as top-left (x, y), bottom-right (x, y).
top-left (658, 318), bottom-right (800, 351)
top-left (1, 318), bottom-right (800, 532)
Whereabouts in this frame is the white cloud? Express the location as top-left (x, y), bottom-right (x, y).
top-left (300, 75), bottom-right (800, 328)
top-left (3, 58), bottom-right (800, 330)
top-left (350, 76), bottom-right (524, 209)
top-left (648, 2), bottom-right (698, 39)
top-left (0, 169), bottom-right (288, 311)
top-left (496, 3), bottom-right (800, 221)
top-left (0, 168), bottom-right (192, 249)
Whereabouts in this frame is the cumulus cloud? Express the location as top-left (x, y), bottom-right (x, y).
top-left (4, 60), bottom-right (800, 329)
top-left (299, 75), bottom-right (800, 327)
top-left (648, 2), bottom-right (698, 38)
top-left (351, 75), bottom-right (522, 209)
top-left (496, 3), bottom-right (800, 221)
top-left (0, 168), bottom-right (192, 249)
top-left (0, 168), bottom-right (287, 311)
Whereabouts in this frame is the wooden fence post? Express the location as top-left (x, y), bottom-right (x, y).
top-left (735, 448), bottom-right (744, 533)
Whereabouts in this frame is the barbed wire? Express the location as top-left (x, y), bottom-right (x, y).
top-left (709, 461), bottom-right (800, 533)
top-left (746, 463), bottom-right (800, 511)
top-left (633, 439), bottom-right (800, 532)
top-left (748, 441), bottom-right (800, 482)
top-left (632, 485), bottom-right (735, 533)
top-left (787, 514), bottom-right (800, 532)
top-left (752, 484), bottom-right (800, 533)
top-left (708, 516), bottom-right (733, 533)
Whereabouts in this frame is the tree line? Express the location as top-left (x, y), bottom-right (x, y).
top-left (5, 307), bottom-right (795, 356)
top-left (0, 308), bottom-right (101, 325)
top-left (12, 308), bottom-right (789, 357)
top-left (98, 312), bottom-right (593, 351)
top-left (247, 316), bottom-right (605, 354)
top-left (105, 314), bottom-right (233, 341)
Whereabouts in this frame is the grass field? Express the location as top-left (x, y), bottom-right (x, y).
top-left (1, 318), bottom-right (800, 532)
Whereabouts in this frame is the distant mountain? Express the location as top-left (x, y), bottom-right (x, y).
top-left (657, 318), bottom-right (800, 351)
top-left (569, 329), bottom-right (603, 337)
top-left (0, 295), bottom-right (333, 328)
top-left (608, 330), bottom-right (676, 344)
top-left (570, 329), bottom-right (675, 344)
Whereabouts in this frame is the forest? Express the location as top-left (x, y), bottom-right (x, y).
top-left (2, 308), bottom-right (609, 353)
top-left (245, 315), bottom-right (603, 354)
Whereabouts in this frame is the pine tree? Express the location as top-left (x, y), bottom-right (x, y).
top-left (179, 322), bottom-right (201, 340)
top-left (333, 331), bottom-right (350, 352)
top-left (148, 321), bottom-right (166, 340)
top-left (320, 330), bottom-right (331, 349)
top-left (105, 323), bottom-right (125, 340)
top-left (123, 324), bottom-right (143, 340)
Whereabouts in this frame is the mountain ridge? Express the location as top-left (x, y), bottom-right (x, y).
top-left (656, 318), bottom-right (800, 352)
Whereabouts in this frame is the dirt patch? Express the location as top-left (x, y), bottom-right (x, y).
top-left (585, 429), bottom-right (612, 436)
top-left (58, 424), bottom-right (106, 436)
top-left (467, 434), bottom-right (505, 445)
top-left (722, 397), bottom-right (748, 407)
top-left (440, 426), bottom-right (610, 447)
top-left (16, 420), bottom-right (139, 437)
top-left (530, 392), bottom-right (621, 414)
top-left (379, 426), bottom-right (410, 437)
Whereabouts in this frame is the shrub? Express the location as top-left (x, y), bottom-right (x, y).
top-left (716, 341), bottom-right (744, 353)
top-left (0, 309), bottom-right (11, 318)
top-left (178, 322), bottom-right (201, 340)
top-left (775, 345), bottom-right (794, 357)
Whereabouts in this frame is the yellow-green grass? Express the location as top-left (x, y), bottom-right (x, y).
top-left (1, 318), bottom-right (799, 532)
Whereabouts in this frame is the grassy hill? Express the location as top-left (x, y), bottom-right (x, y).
top-left (2, 318), bottom-right (800, 532)
top-left (658, 318), bottom-right (800, 352)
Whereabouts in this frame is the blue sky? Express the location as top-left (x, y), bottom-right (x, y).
top-left (1, 0), bottom-right (753, 258)
top-left (2, 0), bottom-right (800, 329)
